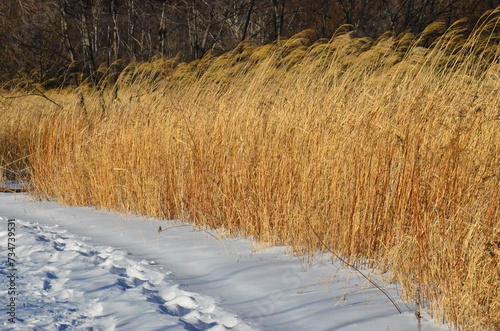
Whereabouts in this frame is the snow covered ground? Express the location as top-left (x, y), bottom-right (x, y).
top-left (1, 193), bottom-right (445, 330)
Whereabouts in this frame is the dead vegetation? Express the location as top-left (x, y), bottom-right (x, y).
top-left (1, 9), bottom-right (499, 330)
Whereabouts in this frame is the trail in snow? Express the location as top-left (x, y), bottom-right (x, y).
top-left (0, 217), bottom-right (255, 330)
top-left (0, 194), bottom-right (443, 331)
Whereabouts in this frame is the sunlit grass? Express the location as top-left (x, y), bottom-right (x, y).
top-left (1, 8), bottom-right (499, 330)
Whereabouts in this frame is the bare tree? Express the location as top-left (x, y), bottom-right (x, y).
top-left (1, 0), bottom-right (498, 85)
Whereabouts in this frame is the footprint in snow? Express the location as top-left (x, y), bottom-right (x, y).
top-left (0, 217), bottom-right (256, 331)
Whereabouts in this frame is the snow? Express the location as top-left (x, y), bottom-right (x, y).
top-left (0, 193), bottom-right (444, 330)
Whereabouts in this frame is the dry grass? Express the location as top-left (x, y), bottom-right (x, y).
top-left (1, 9), bottom-right (499, 330)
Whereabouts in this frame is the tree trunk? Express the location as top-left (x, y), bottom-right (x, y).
top-left (80, 8), bottom-right (97, 81)
top-left (159, 2), bottom-right (167, 56)
top-left (242, 0), bottom-right (255, 40)
top-left (110, 0), bottom-right (119, 63)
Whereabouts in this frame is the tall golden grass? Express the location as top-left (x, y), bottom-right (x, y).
top-left (1, 9), bottom-right (499, 330)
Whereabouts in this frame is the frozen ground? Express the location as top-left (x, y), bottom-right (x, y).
top-left (0, 193), bottom-right (445, 330)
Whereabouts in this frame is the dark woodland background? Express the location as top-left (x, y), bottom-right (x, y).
top-left (1, 0), bottom-right (498, 86)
